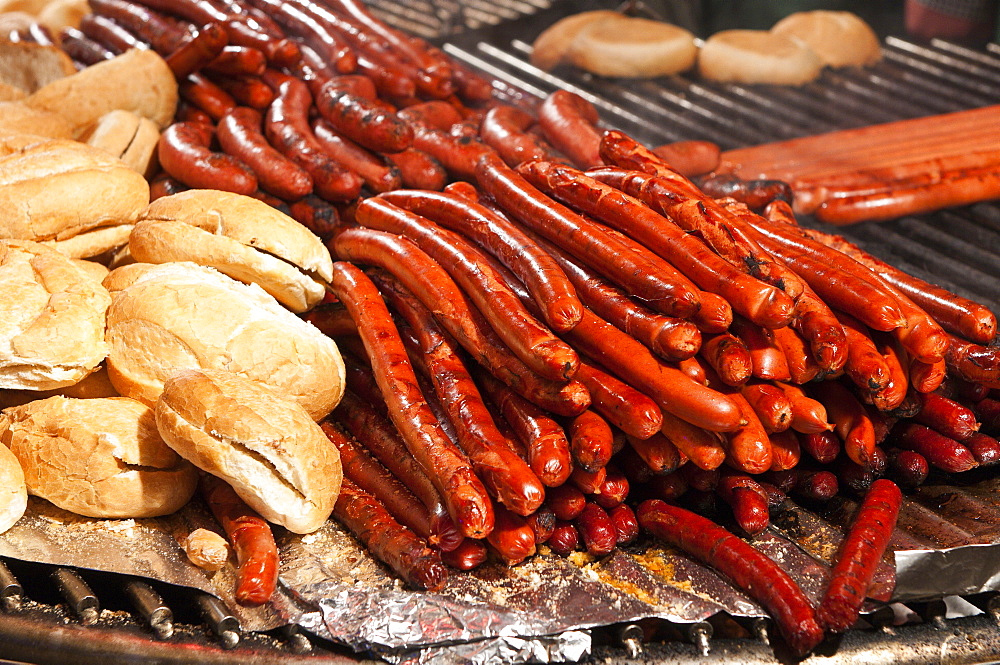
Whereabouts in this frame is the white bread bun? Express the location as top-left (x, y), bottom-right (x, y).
top-left (155, 368), bottom-right (341, 534)
top-left (103, 262), bottom-right (345, 420)
top-left (0, 240), bottom-right (111, 390)
top-left (0, 83), bottom-right (26, 102)
top-left (0, 101), bottom-right (74, 139)
top-left (698, 29), bottom-right (824, 85)
top-left (0, 395), bottom-right (198, 518)
top-left (132, 190), bottom-right (332, 312)
top-left (0, 40), bottom-right (75, 95)
top-left (80, 110), bottom-right (161, 178)
top-left (43, 224), bottom-right (135, 259)
top-left (530, 10), bottom-right (621, 71)
top-left (70, 258), bottom-right (112, 283)
top-left (566, 15), bottom-right (698, 78)
top-left (771, 10), bottom-right (881, 68)
top-left (0, 135), bottom-right (149, 244)
top-left (36, 0), bottom-right (89, 32)
top-left (0, 442), bottom-right (26, 534)
top-left (0, 0), bottom-right (49, 13)
top-left (24, 49), bottom-right (178, 135)
top-left (0, 365), bottom-right (119, 410)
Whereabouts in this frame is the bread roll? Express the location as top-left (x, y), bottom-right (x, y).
top-left (566, 15), bottom-right (698, 78)
top-left (0, 395), bottom-right (198, 518)
top-left (698, 29), bottom-right (824, 85)
top-left (132, 190), bottom-right (333, 312)
top-left (155, 369), bottom-right (341, 534)
top-left (0, 40), bottom-right (75, 94)
top-left (24, 49), bottom-right (178, 135)
top-left (36, 0), bottom-right (89, 32)
top-left (530, 10), bottom-right (620, 71)
top-left (771, 10), bottom-right (881, 68)
top-left (0, 101), bottom-right (74, 139)
top-left (0, 365), bottom-right (119, 410)
top-left (104, 262), bottom-right (345, 419)
top-left (0, 442), bottom-right (26, 534)
top-left (0, 135), bottom-right (149, 247)
top-left (0, 240), bottom-right (111, 390)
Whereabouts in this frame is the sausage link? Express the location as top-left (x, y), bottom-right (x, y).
top-left (892, 423), bottom-right (979, 473)
top-left (626, 431), bottom-right (684, 475)
top-left (818, 479), bottom-right (902, 633)
top-left (873, 334), bottom-right (911, 412)
top-left (477, 370), bottom-right (572, 488)
top-left (264, 75), bottom-right (362, 202)
top-left (567, 409), bottom-right (613, 473)
top-left (397, 100), bottom-right (464, 131)
top-left (730, 317), bottom-right (792, 382)
top-left (329, 262), bottom-right (494, 539)
top-left (487, 506), bottom-right (536, 566)
top-left (963, 432), bottom-right (1000, 466)
top-left (700, 333), bottom-right (752, 387)
top-left (396, 317), bottom-right (546, 517)
top-left (914, 392), bottom-right (979, 441)
top-left (313, 76), bottom-right (413, 154)
top-left (741, 383), bottom-right (793, 433)
top-left (651, 139), bottom-right (721, 177)
top-left (312, 118), bottom-right (401, 193)
top-left (200, 476), bottom-right (278, 606)
top-left (945, 336), bottom-right (1000, 387)
top-left (547, 520), bottom-right (581, 555)
top-left (768, 429), bottom-right (803, 471)
top-left (771, 325), bottom-right (822, 385)
top-left (660, 411), bottom-right (727, 470)
top-left (788, 283), bottom-right (849, 372)
top-left (720, 392), bottom-right (774, 474)
top-left (570, 465), bottom-right (607, 495)
top-left (149, 172), bottom-right (189, 200)
top-left (594, 466), bottom-right (629, 509)
top-left (335, 477), bottom-right (449, 590)
top-left (525, 506), bottom-right (556, 544)
top-left (412, 125), bottom-right (493, 182)
top-left (164, 21), bottom-right (227, 78)
top-left (59, 27), bottom-right (115, 65)
top-left (836, 311), bottom-right (892, 397)
top-left (698, 173), bottom-right (793, 210)
top-left (638, 500), bottom-right (825, 656)
top-left (575, 502), bottom-right (618, 556)
top-left (885, 448), bottom-right (929, 488)
top-left (179, 72), bottom-right (237, 121)
top-left (716, 471), bottom-right (770, 535)
top-left (87, 0), bottom-right (186, 54)
top-left (205, 45), bottom-right (267, 76)
top-left (812, 380), bottom-right (877, 468)
top-left (575, 361), bottom-right (663, 440)
top-left (773, 382), bottom-right (832, 434)
top-left (377, 188), bottom-right (583, 333)
top-left (158, 121), bottom-right (257, 194)
top-left (209, 73), bottom-right (276, 109)
top-left (79, 12), bottom-right (145, 54)
top-left (334, 390), bottom-right (463, 552)
top-left (799, 430), bottom-right (842, 464)
top-left (608, 504), bottom-right (640, 545)
top-left (537, 90), bottom-right (602, 169)
top-left (909, 357), bottom-right (946, 394)
top-left (384, 149), bottom-right (448, 191)
top-left (217, 106), bottom-right (313, 201)
top-left (440, 538), bottom-right (488, 570)
top-left (480, 104), bottom-right (560, 167)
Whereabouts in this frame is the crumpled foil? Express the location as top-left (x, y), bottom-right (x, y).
top-left (5, 477), bottom-right (1000, 663)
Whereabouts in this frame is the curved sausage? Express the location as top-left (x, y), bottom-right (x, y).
top-left (217, 106), bottom-right (313, 200)
top-left (537, 90), bottom-right (602, 169)
top-left (158, 121), bottom-right (257, 194)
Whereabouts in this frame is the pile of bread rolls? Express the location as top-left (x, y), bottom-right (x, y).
top-left (0, 49), bottom-right (347, 544)
top-left (531, 9), bottom-right (882, 85)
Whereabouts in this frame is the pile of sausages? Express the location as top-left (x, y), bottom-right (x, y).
top-left (44, 0), bottom-right (1000, 655)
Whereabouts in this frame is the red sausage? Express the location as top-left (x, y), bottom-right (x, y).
top-left (480, 104), bottom-right (560, 167)
top-left (892, 423), bottom-right (978, 474)
top-left (384, 149), bottom-right (449, 191)
top-left (158, 121), bottom-right (257, 194)
top-left (200, 475), bottom-right (278, 606)
top-left (638, 499), bottom-right (825, 656)
top-left (817, 479), bottom-right (902, 633)
top-left (914, 392), bottom-right (980, 441)
top-left (312, 118), bottom-right (401, 193)
top-left (547, 520), bottom-right (581, 555)
top-left (487, 506), bottom-right (536, 566)
top-left (575, 502), bottom-right (618, 556)
top-left (216, 106), bottom-right (313, 201)
top-left (716, 471), bottom-right (770, 535)
top-left (314, 76), bottom-right (414, 154)
top-left (574, 361), bottom-right (663, 440)
top-left (537, 90), bottom-right (602, 168)
top-left (567, 409), bottom-right (614, 473)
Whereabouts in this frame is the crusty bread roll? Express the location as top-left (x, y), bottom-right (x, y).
top-left (0, 135), bottom-right (149, 250)
top-left (565, 15), bottom-right (698, 78)
top-left (530, 10), bottom-right (620, 71)
top-left (0, 442), bottom-right (26, 534)
top-left (0, 395), bottom-right (199, 518)
top-left (0, 40), bottom-right (75, 95)
top-left (0, 82), bottom-right (26, 102)
top-left (0, 240), bottom-right (111, 390)
top-left (698, 29), bottom-right (824, 85)
top-left (0, 365), bottom-right (119, 410)
top-left (132, 190), bottom-right (333, 312)
top-left (103, 262), bottom-right (345, 420)
top-left (80, 110), bottom-right (161, 177)
top-left (0, 101), bottom-right (74, 139)
top-left (42, 224), bottom-right (135, 259)
top-left (24, 49), bottom-right (178, 135)
top-left (36, 0), bottom-right (89, 32)
top-left (771, 10), bottom-right (881, 68)
top-left (155, 368), bottom-right (341, 534)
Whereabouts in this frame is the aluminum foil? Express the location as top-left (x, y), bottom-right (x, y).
top-left (4, 477), bottom-right (1000, 662)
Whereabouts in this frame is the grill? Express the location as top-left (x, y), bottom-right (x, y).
top-left (6, 3), bottom-right (1000, 664)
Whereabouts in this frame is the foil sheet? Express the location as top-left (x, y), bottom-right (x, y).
top-left (4, 478), bottom-right (1000, 662)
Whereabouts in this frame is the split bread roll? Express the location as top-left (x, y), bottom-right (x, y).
top-left (80, 109), bottom-right (161, 178)
top-left (698, 29), bottom-right (824, 85)
top-left (0, 101), bottom-right (74, 140)
top-left (155, 369), bottom-right (342, 534)
top-left (0, 240), bottom-right (111, 391)
top-left (103, 261), bottom-right (346, 420)
top-left (771, 10), bottom-right (881, 68)
top-left (131, 190), bottom-right (333, 313)
top-left (0, 443), bottom-right (26, 534)
top-left (565, 15), bottom-right (698, 78)
top-left (530, 10), bottom-right (620, 71)
top-left (0, 40), bottom-right (75, 95)
top-left (24, 49), bottom-right (178, 136)
top-left (0, 395), bottom-right (199, 518)
top-left (0, 135), bottom-right (149, 256)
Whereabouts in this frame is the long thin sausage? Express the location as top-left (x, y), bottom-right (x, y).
top-left (216, 106), bottom-right (313, 201)
top-left (329, 262), bottom-right (494, 539)
top-left (537, 90), bottom-right (602, 169)
top-left (158, 121), bottom-right (257, 194)
top-left (638, 500), bottom-right (825, 656)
